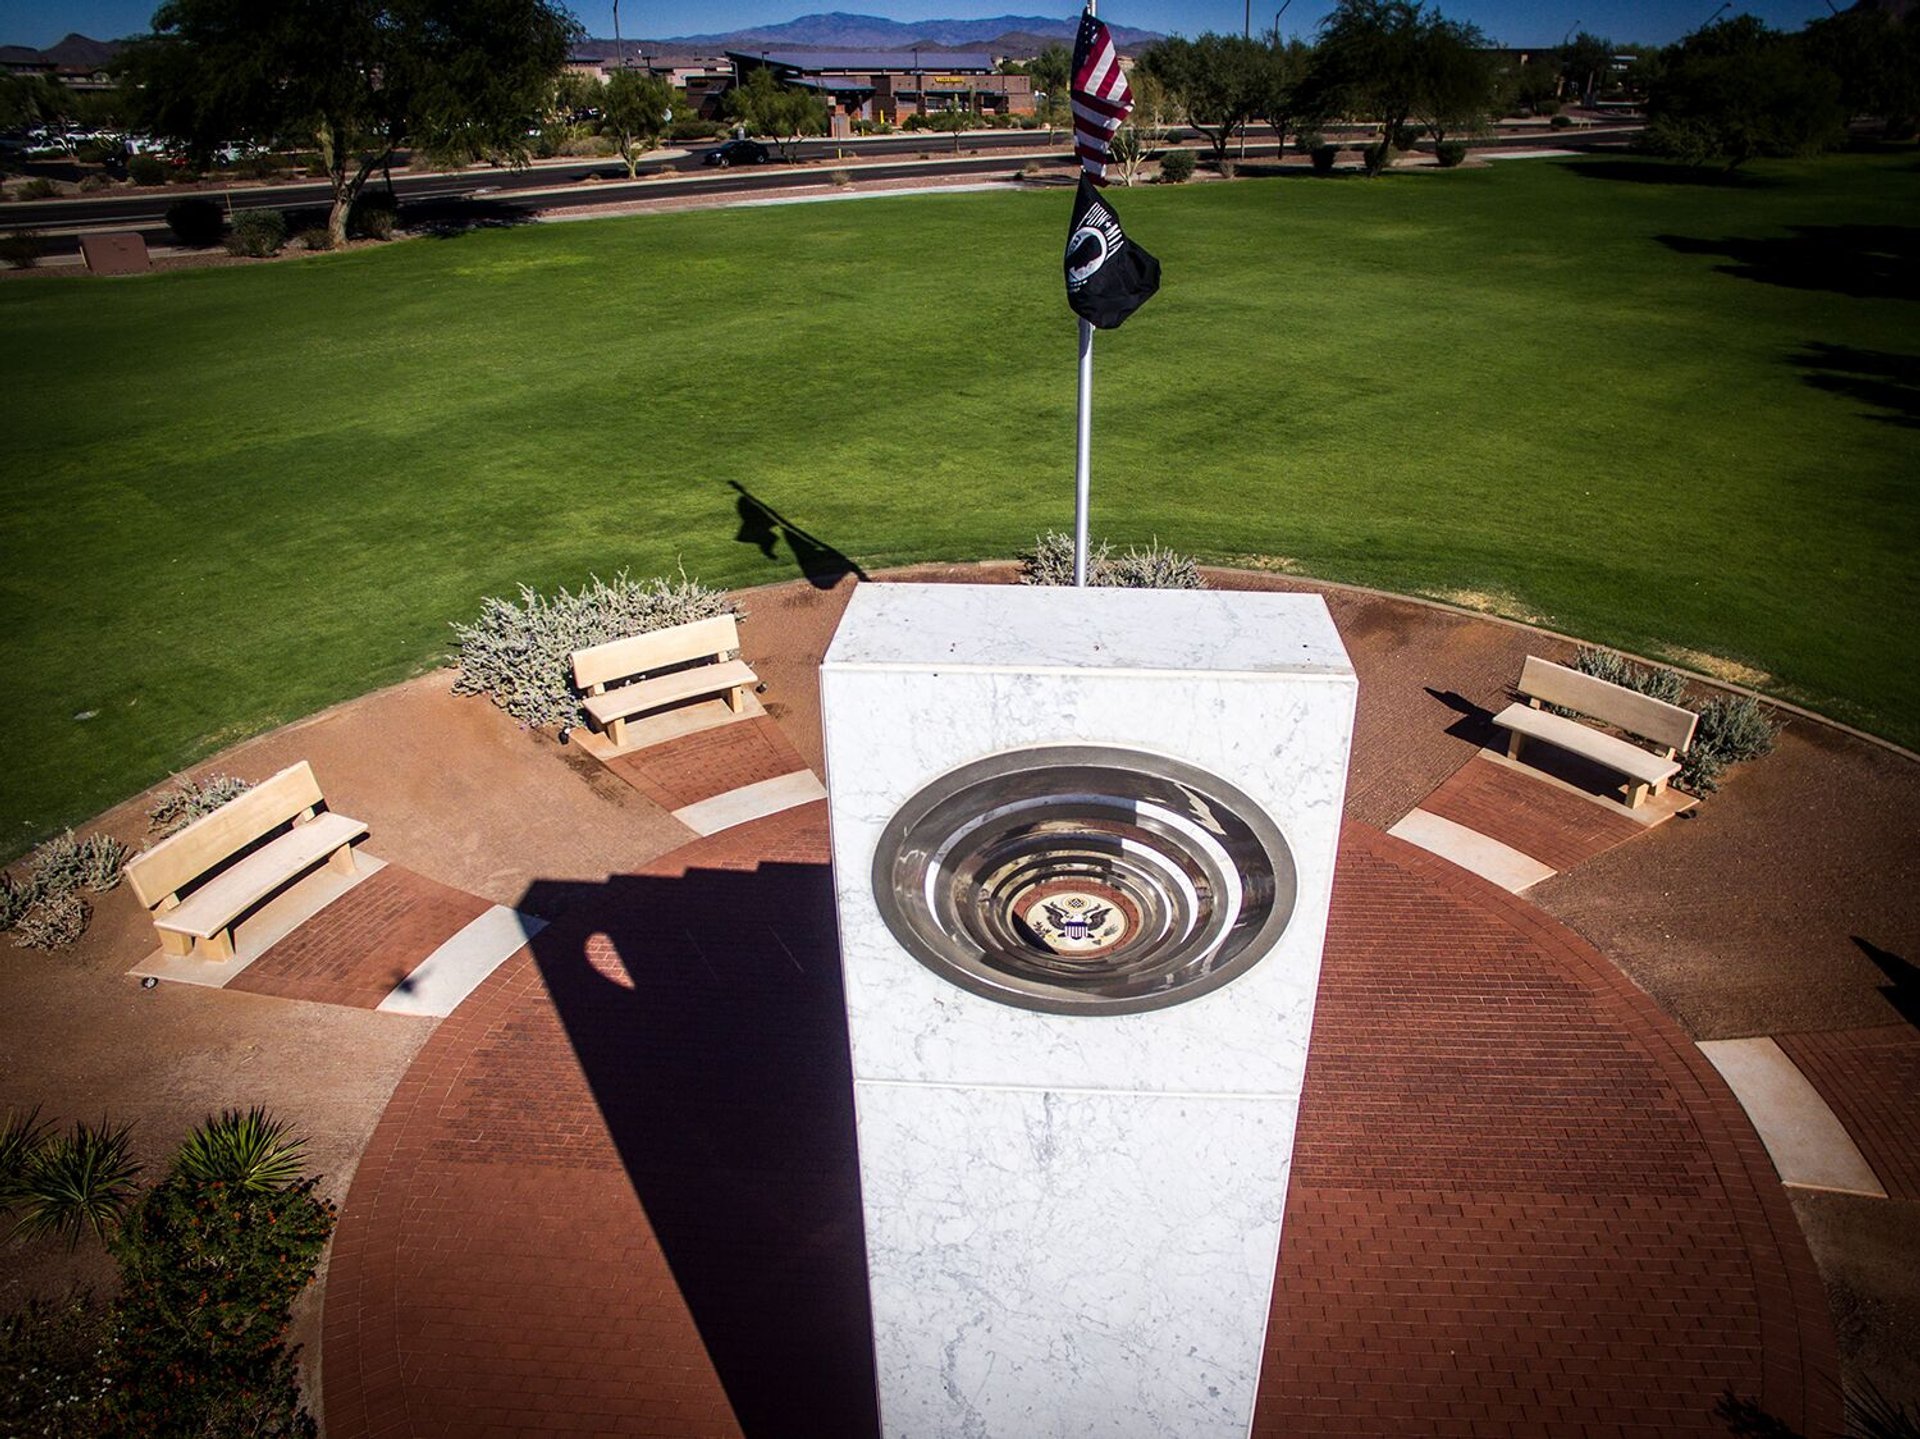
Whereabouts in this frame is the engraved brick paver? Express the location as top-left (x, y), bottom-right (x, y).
top-left (323, 807), bottom-right (1839, 1439)
top-left (228, 866), bottom-right (491, 1009)
top-left (1775, 1025), bottom-right (1920, 1201)
top-left (602, 717), bottom-right (810, 810)
top-left (1420, 754), bottom-right (1647, 873)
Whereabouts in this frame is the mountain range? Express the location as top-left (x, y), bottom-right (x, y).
top-left (589, 11), bottom-right (1164, 56)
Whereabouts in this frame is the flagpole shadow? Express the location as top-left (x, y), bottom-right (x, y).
top-left (728, 481), bottom-right (868, 590)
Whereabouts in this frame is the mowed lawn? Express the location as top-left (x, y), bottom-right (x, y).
top-left (2, 151), bottom-right (1916, 848)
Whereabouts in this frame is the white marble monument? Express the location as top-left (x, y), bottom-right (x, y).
top-left (821, 583), bottom-right (1356, 1438)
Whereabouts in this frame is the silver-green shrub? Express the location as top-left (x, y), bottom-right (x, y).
top-left (147, 775), bottom-right (254, 836)
top-left (451, 571), bottom-right (738, 733)
top-left (2, 830), bottom-right (128, 950)
top-left (1020, 532), bottom-right (1205, 590)
top-left (12, 889), bottom-right (90, 951)
top-left (1680, 695), bottom-right (1782, 794)
top-left (1571, 647), bottom-right (1689, 705)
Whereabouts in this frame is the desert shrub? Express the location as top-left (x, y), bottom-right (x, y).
top-left (830, 168), bottom-right (853, 187)
top-left (1, 831), bottom-right (124, 949)
top-left (1535, 98), bottom-right (1562, 116)
top-left (1158, 147), bottom-right (1195, 182)
top-left (295, 226), bottom-right (331, 251)
top-left (1571, 647), bottom-right (1690, 705)
top-left (1294, 131), bottom-right (1323, 153)
top-left (1020, 532), bottom-right (1206, 589)
top-left (7, 1119), bottom-right (139, 1248)
top-left (1110, 541), bottom-right (1207, 590)
top-left (0, 1106), bottom-right (54, 1207)
top-left (1217, 159), bottom-right (1237, 179)
top-left (225, 207), bottom-right (287, 257)
top-left (1550, 113), bottom-right (1574, 129)
top-left (11, 890), bottom-right (90, 950)
top-left (1021, 158), bottom-right (1044, 177)
top-left (147, 774), bottom-right (253, 835)
top-left (164, 196), bottom-right (223, 246)
top-left (670, 118), bottom-right (726, 143)
top-left (348, 189), bottom-right (398, 239)
top-left (1363, 140), bottom-right (1390, 172)
top-left (0, 228), bottom-right (42, 268)
top-left (1311, 143), bottom-right (1339, 173)
top-left (238, 152), bottom-right (286, 180)
top-left (1680, 695), bottom-right (1782, 794)
top-left (127, 153), bottom-right (167, 186)
top-left (1390, 123), bottom-right (1423, 150)
top-left (1435, 140), bottom-right (1468, 167)
top-left (559, 133), bottom-right (617, 157)
top-left (19, 177), bottom-right (59, 199)
top-left (451, 571), bottom-right (739, 733)
top-left (0, 1290), bottom-right (115, 1438)
top-left (77, 173), bottom-right (112, 192)
top-left (0, 876), bottom-right (33, 931)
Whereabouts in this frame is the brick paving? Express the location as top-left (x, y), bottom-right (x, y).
top-left (322, 807), bottom-right (1840, 1439)
top-left (1420, 754), bottom-right (1647, 873)
top-left (227, 866), bottom-right (492, 1010)
top-left (1776, 1025), bottom-right (1920, 1203)
top-left (601, 716), bottom-right (812, 811)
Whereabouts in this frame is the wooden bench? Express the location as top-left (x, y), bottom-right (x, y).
top-left (123, 762), bottom-right (368, 961)
top-left (570, 613), bottom-right (757, 750)
top-left (1491, 656), bottom-right (1698, 809)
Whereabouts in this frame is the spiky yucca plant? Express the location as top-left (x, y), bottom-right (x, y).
top-left (9, 1119), bottom-right (140, 1249)
top-left (0, 1106), bottom-right (54, 1212)
top-left (174, 1108), bottom-right (309, 1193)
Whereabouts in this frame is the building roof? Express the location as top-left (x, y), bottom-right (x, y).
top-left (730, 49), bottom-right (996, 74)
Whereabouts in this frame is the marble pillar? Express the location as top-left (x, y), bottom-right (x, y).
top-left (821, 583), bottom-right (1356, 1438)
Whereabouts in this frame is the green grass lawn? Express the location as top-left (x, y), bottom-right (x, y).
top-left (2, 151), bottom-right (1916, 851)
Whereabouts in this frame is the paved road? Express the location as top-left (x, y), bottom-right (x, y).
top-left (12, 125), bottom-right (1640, 258)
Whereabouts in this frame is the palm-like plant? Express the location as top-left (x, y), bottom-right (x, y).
top-left (9, 1118), bottom-right (140, 1248)
top-left (0, 1106), bottom-right (55, 1212)
top-left (174, 1107), bottom-right (308, 1192)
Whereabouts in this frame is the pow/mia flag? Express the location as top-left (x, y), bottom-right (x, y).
top-left (1064, 175), bottom-right (1160, 330)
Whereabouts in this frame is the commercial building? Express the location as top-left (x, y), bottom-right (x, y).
top-left (727, 50), bottom-right (1035, 134)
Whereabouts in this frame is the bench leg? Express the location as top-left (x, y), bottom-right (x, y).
top-left (1505, 730), bottom-right (1525, 762)
top-left (727, 685), bottom-right (745, 715)
top-left (327, 842), bottom-right (357, 876)
top-left (1625, 779), bottom-right (1651, 810)
top-left (198, 929), bottom-right (235, 963)
top-left (607, 715), bottom-right (627, 750)
top-left (158, 928), bottom-right (193, 958)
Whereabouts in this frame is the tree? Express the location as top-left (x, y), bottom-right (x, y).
top-left (1255, 36), bottom-right (1318, 155)
top-left (1302, 0), bottom-right (1493, 175)
top-left (1642, 16), bottom-right (1845, 170)
top-left (603, 67), bottom-right (671, 177)
top-left (116, 0), bottom-right (579, 249)
top-left (1802, 6), bottom-right (1920, 139)
top-left (1108, 70), bottom-right (1172, 186)
top-left (724, 66), bottom-right (827, 161)
top-left (926, 107), bottom-right (984, 153)
top-left (1137, 33), bottom-right (1271, 161)
top-left (1004, 43), bottom-right (1069, 132)
top-left (1559, 30), bottom-right (1613, 107)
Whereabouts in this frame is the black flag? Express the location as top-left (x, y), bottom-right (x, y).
top-left (1064, 175), bottom-right (1159, 330)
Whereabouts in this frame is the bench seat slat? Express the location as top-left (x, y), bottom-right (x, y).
top-left (1492, 703), bottom-right (1681, 787)
top-left (151, 812), bottom-right (367, 941)
top-left (582, 659), bottom-right (757, 726)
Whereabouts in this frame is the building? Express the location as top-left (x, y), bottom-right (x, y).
top-left (727, 50), bottom-right (1034, 135)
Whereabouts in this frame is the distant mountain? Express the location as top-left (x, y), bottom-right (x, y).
top-left (622, 12), bottom-right (1162, 54)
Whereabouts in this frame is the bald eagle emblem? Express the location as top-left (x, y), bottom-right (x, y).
top-left (1045, 899), bottom-right (1112, 942)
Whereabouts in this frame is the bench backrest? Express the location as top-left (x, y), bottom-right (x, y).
top-left (572, 613), bottom-right (741, 692)
top-left (124, 762), bottom-right (327, 909)
top-left (1517, 656), bottom-right (1698, 754)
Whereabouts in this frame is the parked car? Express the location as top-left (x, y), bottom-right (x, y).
top-left (701, 139), bottom-right (770, 167)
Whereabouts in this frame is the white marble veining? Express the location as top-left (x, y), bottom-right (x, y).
top-left (821, 584), bottom-right (1356, 1439)
top-left (823, 583), bottom-right (1353, 677)
top-left (855, 1082), bottom-right (1298, 1439)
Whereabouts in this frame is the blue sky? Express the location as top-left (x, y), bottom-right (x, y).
top-left (0, 0), bottom-right (1833, 51)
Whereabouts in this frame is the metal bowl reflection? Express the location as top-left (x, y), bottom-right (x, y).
top-left (870, 745), bottom-right (1296, 1014)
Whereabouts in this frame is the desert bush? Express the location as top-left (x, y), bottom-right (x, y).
top-left (669, 118), bottom-right (725, 142)
top-left (0, 228), bottom-right (42, 269)
top-left (0, 876), bottom-right (32, 933)
top-left (295, 226), bottom-right (331, 251)
top-left (127, 153), bottom-right (167, 186)
top-left (77, 173), bottom-right (112, 192)
top-left (164, 196), bottom-right (223, 246)
top-left (1550, 113), bottom-right (1574, 129)
top-left (147, 773), bottom-right (253, 835)
top-left (1, 831), bottom-right (125, 949)
top-left (1571, 647), bottom-right (1690, 705)
top-left (1158, 148), bottom-right (1195, 182)
top-left (1294, 131), bottom-right (1323, 153)
top-left (1217, 159), bottom-right (1237, 180)
top-left (451, 571), bottom-right (738, 733)
top-left (0, 1290), bottom-right (115, 1437)
top-left (1363, 140), bottom-right (1390, 172)
top-left (225, 207), bottom-right (287, 257)
top-left (1535, 99), bottom-right (1562, 117)
top-left (559, 133), bottom-right (617, 157)
top-left (1021, 158), bottom-right (1045, 177)
top-left (1435, 140), bottom-right (1468, 167)
top-left (7, 1119), bottom-right (139, 1248)
top-left (1110, 541), bottom-right (1207, 590)
top-left (1680, 695), bottom-right (1782, 794)
top-left (0, 1107), bottom-right (54, 1209)
top-left (830, 168), bottom-right (853, 187)
top-left (1020, 532), bottom-right (1206, 589)
top-left (348, 189), bottom-right (398, 239)
top-left (19, 177), bottom-right (58, 199)
top-left (11, 890), bottom-right (90, 950)
top-left (1390, 123), bottom-right (1423, 150)
top-left (1311, 143), bottom-right (1339, 173)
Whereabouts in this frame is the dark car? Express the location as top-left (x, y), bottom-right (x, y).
top-left (702, 139), bottom-right (771, 167)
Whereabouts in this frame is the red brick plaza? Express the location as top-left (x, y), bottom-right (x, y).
top-left (320, 797), bottom-right (1839, 1439)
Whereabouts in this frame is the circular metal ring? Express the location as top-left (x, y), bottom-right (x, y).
top-left (870, 745), bottom-right (1298, 1014)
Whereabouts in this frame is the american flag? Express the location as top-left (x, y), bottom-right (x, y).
top-left (1070, 6), bottom-right (1133, 182)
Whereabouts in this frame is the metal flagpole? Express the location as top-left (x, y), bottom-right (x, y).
top-left (1074, 318), bottom-right (1093, 586)
top-left (1073, 0), bottom-right (1098, 588)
